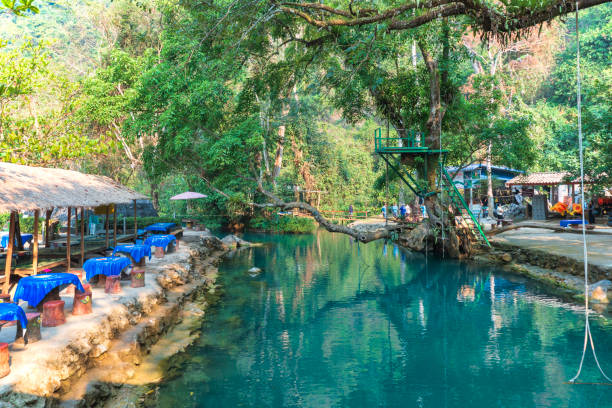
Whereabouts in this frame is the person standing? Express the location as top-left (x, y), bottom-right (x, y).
top-left (392, 203), bottom-right (399, 218)
top-left (514, 189), bottom-right (523, 205)
top-left (348, 204), bottom-right (354, 218)
top-left (587, 199), bottom-right (596, 224)
top-left (400, 204), bottom-right (407, 219)
top-left (381, 205), bottom-right (387, 219)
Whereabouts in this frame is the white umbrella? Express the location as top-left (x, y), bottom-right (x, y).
top-left (170, 192), bottom-right (207, 200)
top-left (169, 192), bottom-right (207, 218)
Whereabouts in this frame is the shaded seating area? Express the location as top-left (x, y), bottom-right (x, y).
top-left (112, 244), bottom-right (152, 266)
top-left (0, 234), bottom-right (33, 250)
top-left (144, 234), bottom-right (177, 258)
top-left (144, 222), bottom-right (176, 234)
top-left (144, 221), bottom-right (183, 239)
top-left (0, 162), bottom-right (148, 378)
top-left (83, 256), bottom-right (132, 293)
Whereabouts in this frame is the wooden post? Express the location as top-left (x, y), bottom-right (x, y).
top-left (3, 212), bottom-right (16, 294)
top-left (105, 205), bottom-right (110, 249)
top-left (113, 205), bottom-right (117, 248)
top-left (33, 210), bottom-right (39, 275)
top-left (133, 200), bottom-right (137, 242)
top-left (66, 207), bottom-right (71, 273)
top-left (44, 209), bottom-right (52, 248)
top-left (80, 207), bottom-right (85, 267)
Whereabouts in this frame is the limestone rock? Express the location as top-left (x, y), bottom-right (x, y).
top-left (221, 234), bottom-right (251, 248)
top-left (248, 267), bottom-right (262, 277)
top-left (589, 280), bottom-right (611, 303)
top-left (591, 287), bottom-right (609, 303)
top-left (200, 235), bottom-right (225, 250)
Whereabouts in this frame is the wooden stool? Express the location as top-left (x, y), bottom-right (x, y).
top-left (131, 269), bottom-right (145, 288)
top-left (42, 300), bottom-right (66, 327)
top-left (15, 313), bottom-right (42, 344)
top-left (0, 294), bottom-right (11, 303)
top-left (95, 274), bottom-right (107, 288)
top-left (64, 269), bottom-right (83, 295)
top-left (35, 288), bottom-right (61, 312)
top-left (105, 275), bottom-right (122, 294)
top-left (154, 247), bottom-right (164, 258)
top-left (0, 343), bottom-right (9, 378)
top-left (73, 285), bottom-right (93, 315)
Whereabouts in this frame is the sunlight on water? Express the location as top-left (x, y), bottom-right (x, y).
top-left (155, 231), bottom-right (612, 407)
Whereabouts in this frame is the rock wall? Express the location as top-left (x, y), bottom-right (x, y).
top-left (491, 242), bottom-right (610, 283)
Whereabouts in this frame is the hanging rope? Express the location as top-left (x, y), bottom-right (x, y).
top-left (568, 1), bottom-right (612, 385)
top-left (439, 131), bottom-right (445, 259)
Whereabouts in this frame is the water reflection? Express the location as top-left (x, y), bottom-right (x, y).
top-left (156, 231), bottom-right (611, 408)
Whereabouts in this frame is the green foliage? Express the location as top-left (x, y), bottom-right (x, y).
top-left (0, 40), bottom-right (111, 165)
top-left (0, 0), bottom-right (38, 16)
top-left (530, 4), bottom-right (611, 191)
top-left (1, 0), bottom-right (609, 221)
top-left (248, 215), bottom-right (316, 234)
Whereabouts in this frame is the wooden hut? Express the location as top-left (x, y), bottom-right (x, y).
top-left (0, 162), bottom-right (147, 294)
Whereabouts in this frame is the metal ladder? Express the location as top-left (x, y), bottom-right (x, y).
top-left (439, 167), bottom-right (491, 247)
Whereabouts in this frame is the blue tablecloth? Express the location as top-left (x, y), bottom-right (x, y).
top-left (560, 219), bottom-right (588, 227)
top-left (0, 303), bottom-right (28, 328)
top-left (144, 223), bottom-right (176, 233)
top-left (112, 244), bottom-right (152, 263)
top-left (144, 234), bottom-right (176, 249)
top-left (83, 257), bottom-right (132, 282)
top-left (14, 273), bottom-right (85, 308)
top-left (1, 234), bottom-right (33, 248)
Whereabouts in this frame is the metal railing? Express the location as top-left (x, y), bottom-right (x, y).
top-left (374, 128), bottom-right (426, 151)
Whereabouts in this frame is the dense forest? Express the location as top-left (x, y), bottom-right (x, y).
top-left (0, 0), bottom-right (610, 228)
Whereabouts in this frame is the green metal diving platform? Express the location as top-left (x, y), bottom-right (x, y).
top-left (373, 127), bottom-right (490, 247)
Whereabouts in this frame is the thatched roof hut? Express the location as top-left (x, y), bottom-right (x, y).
top-left (0, 162), bottom-right (146, 212)
top-left (1, 162), bottom-right (148, 288)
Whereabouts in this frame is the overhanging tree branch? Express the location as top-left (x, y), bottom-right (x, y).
top-left (275, 0), bottom-right (610, 37)
top-left (197, 168), bottom-right (399, 242)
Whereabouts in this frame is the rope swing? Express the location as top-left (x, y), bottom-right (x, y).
top-left (567, 1), bottom-right (612, 386)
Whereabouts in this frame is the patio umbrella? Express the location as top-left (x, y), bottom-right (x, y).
top-left (170, 192), bottom-right (207, 200)
top-left (169, 191), bottom-right (207, 217)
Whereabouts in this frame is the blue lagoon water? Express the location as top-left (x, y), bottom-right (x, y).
top-left (156, 231), bottom-right (611, 407)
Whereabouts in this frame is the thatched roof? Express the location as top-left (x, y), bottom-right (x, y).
top-left (506, 172), bottom-right (571, 186)
top-left (506, 171), bottom-right (595, 187)
top-left (0, 162), bottom-right (147, 212)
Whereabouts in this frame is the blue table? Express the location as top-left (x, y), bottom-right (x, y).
top-left (112, 245), bottom-right (152, 263)
top-left (0, 303), bottom-right (28, 329)
top-left (144, 234), bottom-right (176, 250)
top-left (144, 223), bottom-right (176, 233)
top-left (83, 257), bottom-right (132, 282)
top-left (1, 233), bottom-right (34, 249)
top-left (560, 219), bottom-right (588, 228)
top-left (14, 273), bottom-right (85, 308)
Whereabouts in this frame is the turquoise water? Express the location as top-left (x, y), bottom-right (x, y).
top-left (156, 231), bottom-right (612, 407)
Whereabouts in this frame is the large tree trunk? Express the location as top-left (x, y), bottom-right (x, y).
top-left (150, 182), bottom-right (160, 211)
top-left (487, 141), bottom-right (494, 212)
top-left (272, 101), bottom-right (290, 187)
top-left (393, 42), bottom-right (476, 258)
